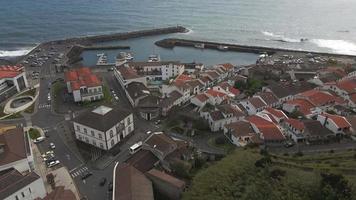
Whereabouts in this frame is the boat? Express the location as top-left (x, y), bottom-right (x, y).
top-left (148, 54), bottom-right (160, 62)
top-left (217, 45), bottom-right (228, 51)
top-left (97, 53), bottom-right (105, 57)
top-left (116, 52), bottom-right (134, 62)
top-left (97, 54), bottom-right (108, 65)
top-left (194, 43), bottom-right (205, 49)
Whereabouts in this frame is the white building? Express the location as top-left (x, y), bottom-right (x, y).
top-left (0, 66), bottom-right (28, 102)
top-left (317, 113), bottom-right (351, 135)
top-left (114, 66), bottom-right (147, 88)
top-left (0, 127), bottom-right (34, 173)
top-left (73, 105), bottom-right (134, 150)
top-left (0, 168), bottom-right (46, 200)
top-left (65, 67), bottom-right (103, 103)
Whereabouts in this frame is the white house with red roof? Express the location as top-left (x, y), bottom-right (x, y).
top-left (261, 108), bottom-right (288, 123)
top-left (65, 67), bottom-right (103, 102)
top-left (282, 98), bottom-right (321, 118)
top-left (190, 93), bottom-right (210, 108)
top-left (240, 96), bottom-right (268, 115)
top-left (0, 66), bottom-right (28, 101)
top-left (317, 113), bottom-right (351, 135)
top-left (247, 115), bottom-right (285, 144)
top-left (212, 81), bottom-right (240, 99)
top-left (205, 89), bottom-right (229, 105)
top-left (283, 118), bottom-right (306, 142)
top-left (323, 78), bottom-right (356, 109)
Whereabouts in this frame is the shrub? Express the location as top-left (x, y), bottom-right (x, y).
top-left (28, 128), bottom-right (40, 139)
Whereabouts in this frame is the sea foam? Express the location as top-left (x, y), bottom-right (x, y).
top-left (311, 39), bottom-right (356, 55)
top-left (262, 31), bottom-right (300, 43)
top-left (0, 46), bottom-right (35, 58)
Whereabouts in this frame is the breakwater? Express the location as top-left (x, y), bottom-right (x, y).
top-left (155, 38), bottom-right (356, 58)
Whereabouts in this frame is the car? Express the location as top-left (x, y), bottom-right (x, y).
top-left (154, 120), bottom-right (161, 125)
top-left (99, 177), bottom-right (107, 186)
top-left (33, 136), bottom-right (45, 143)
top-left (81, 172), bottom-right (93, 180)
top-left (45, 157), bottom-right (56, 163)
top-left (114, 96), bottom-right (119, 101)
top-left (284, 141), bottom-right (294, 148)
top-left (146, 131), bottom-right (152, 135)
top-left (108, 182), bottom-right (113, 192)
top-left (47, 160), bottom-right (60, 168)
top-left (47, 93), bottom-right (51, 101)
top-left (49, 142), bottom-right (55, 149)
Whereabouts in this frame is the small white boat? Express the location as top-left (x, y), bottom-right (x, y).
top-left (97, 54), bottom-right (108, 65)
top-left (194, 43), bottom-right (205, 49)
top-left (217, 45), bottom-right (228, 51)
top-left (148, 54), bottom-right (160, 62)
top-left (116, 52), bottom-right (134, 62)
top-left (97, 53), bottom-right (105, 57)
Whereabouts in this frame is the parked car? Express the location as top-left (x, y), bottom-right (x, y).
top-left (34, 136), bottom-right (45, 143)
top-left (146, 131), bottom-right (152, 135)
top-left (47, 160), bottom-right (60, 168)
top-left (114, 96), bottom-right (119, 101)
top-left (284, 141), bottom-right (294, 148)
top-left (154, 120), bottom-right (161, 125)
top-left (49, 142), bottom-right (56, 149)
top-left (108, 182), bottom-right (113, 192)
top-left (99, 178), bottom-right (107, 186)
top-left (81, 172), bottom-right (93, 180)
top-left (47, 93), bottom-right (51, 101)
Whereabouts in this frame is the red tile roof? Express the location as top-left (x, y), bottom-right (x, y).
top-left (218, 82), bottom-right (240, 96)
top-left (65, 67), bottom-right (102, 90)
top-left (175, 74), bottom-right (193, 82)
top-left (285, 99), bottom-right (315, 115)
top-left (146, 169), bottom-right (185, 189)
top-left (118, 67), bottom-right (140, 80)
top-left (299, 90), bottom-right (336, 106)
top-left (0, 65), bottom-right (24, 79)
top-left (285, 118), bottom-right (305, 131)
top-left (219, 63), bottom-right (234, 70)
top-left (321, 113), bottom-right (351, 128)
top-left (264, 108), bottom-right (287, 119)
top-left (249, 97), bottom-right (267, 109)
top-left (206, 89), bottom-right (227, 98)
top-left (195, 93), bottom-right (209, 102)
top-left (351, 94), bottom-right (356, 103)
top-left (336, 79), bottom-right (356, 94)
top-left (247, 115), bottom-right (285, 141)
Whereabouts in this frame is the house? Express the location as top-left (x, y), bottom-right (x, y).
top-left (303, 120), bottom-right (334, 144)
top-left (113, 163), bottom-right (154, 200)
top-left (64, 67), bottom-right (103, 103)
top-left (203, 104), bottom-right (245, 132)
top-left (161, 91), bottom-right (184, 116)
top-left (240, 97), bottom-right (267, 115)
top-left (146, 169), bottom-right (186, 200)
top-left (190, 93), bottom-right (210, 109)
top-left (257, 92), bottom-right (279, 108)
top-left (183, 62), bottom-right (204, 74)
top-left (283, 118), bottom-right (306, 142)
top-left (137, 95), bottom-right (161, 121)
top-left (317, 113), bottom-right (351, 135)
top-left (125, 61), bottom-right (185, 81)
top-left (282, 98), bottom-right (321, 118)
top-left (212, 81), bottom-right (240, 98)
top-left (205, 89), bottom-right (228, 105)
top-left (247, 115), bottom-right (285, 144)
top-left (0, 168), bottom-right (46, 200)
top-left (114, 66), bottom-right (147, 88)
top-left (0, 127), bottom-right (33, 173)
top-left (0, 65), bottom-right (28, 102)
top-left (143, 132), bottom-right (177, 161)
top-left (324, 78), bottom-right (356, 100)
top-left (224, 121), bottom-right (256, 147)
top-left (73, 105), bottom-right (134, 150)
top-left (125, 150), bottom-right (159, 173)
top-left (261, 107), bottom-right (288, 123)
top-left (125, 82), bottom-right (150, 107)
top-left (297, 89), bottom-right (338, 109)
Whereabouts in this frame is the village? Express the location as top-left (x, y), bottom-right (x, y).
top-left (1, 27), bottom-right (356, 200)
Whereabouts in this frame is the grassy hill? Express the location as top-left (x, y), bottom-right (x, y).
top-left (183, 148), bottom-right (356, 200)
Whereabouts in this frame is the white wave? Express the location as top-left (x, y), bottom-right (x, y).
top-left (184, 28), bottom-right (194, 35)
top-left (262, 31), bottom-right (300, 43)
top-left (311, 39), bottom-right (356, 55)
top-left (0, 46), bottom-right (36, 57)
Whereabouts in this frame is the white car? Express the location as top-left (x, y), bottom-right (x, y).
top-left (146, 131), bottom-right (152, 135)
top-left (34, 136), bottom-right (45, 143)
top-left (47, 93), bottom-right (51, 101)
top-left (49, 142), bottom-right (55, 149)
top-left (114, 96), bottom-right (119, 101)
top-left (47, 160), bottom-right (60, 168)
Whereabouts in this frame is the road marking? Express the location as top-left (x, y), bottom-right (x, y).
top-left (38, 104), bottom-right (51, 109)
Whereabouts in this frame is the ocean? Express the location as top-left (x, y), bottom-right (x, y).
top-left (1, 0), bottom-right (356, 58)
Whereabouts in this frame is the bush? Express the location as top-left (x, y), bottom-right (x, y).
top-left (255, 157), bottom-right (271, 168)
top-left (270, 169), bottom-right (286, 180)
top-left (28, 128), bottom-right (40, 139)
top-left (294, 151), bottom-right (303, 157)
top-left (171, 160), bottom-right (192, 179)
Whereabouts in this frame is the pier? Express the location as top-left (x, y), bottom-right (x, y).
top-left (155, 38), bottom-right (356, 58)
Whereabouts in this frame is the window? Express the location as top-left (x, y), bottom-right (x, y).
top-left (92, 140), bottom-right (96, 146)
top-left (85, 137), bottom-right (89, 143)
top-left (94, 88), bottom-right (97, 93)
top-left (16, 195), bottom-right (19, 200)
top-left (98, 87), bottom-right (102, 92)
top-left (100, 143), bottom-right (104, 149)
top-left (29, 188), bottom-right (32, 193)
top-left (99, 133), bottom-right (102, 139)
top-left (22, 192), bottom-right (25, 197)
top-left (128, 126), bottom-right (131, 133)
top-left (127, 117), bottom-right (131, 124)
top-left (110, 130), bottom-right (114, 138)
top-left (91, 130), bottom-right (94, 137)
top-left (76, 125), bottom-right (80, 131)
top-left (111, 139), bottom-right (115, 147)
top-left (84, 128), bottom-right (87, 134)
top-left (91, 97), bottom-right (94, 101)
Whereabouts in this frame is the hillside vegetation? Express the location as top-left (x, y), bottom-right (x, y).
top-left (183, 148), bottom-right (356, 200)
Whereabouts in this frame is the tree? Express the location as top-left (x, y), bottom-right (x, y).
top-left (319, 173), bottom-right (352, 200)
top-left (171, 160), bottom-right (191, 179)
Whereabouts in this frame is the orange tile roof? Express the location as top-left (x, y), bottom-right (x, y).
top-left (321, 113), bottom-right (351, 128)
top-left (299, 90), bottom-right (336, 106)
top-left (206, 89), bottom-right (227, 98)
top-left (285, 118), bottom-right (305, 131)
top-left (218, 82), bottom-right (240, 96)
top-left (195, 93), bottom-right (209, 102)
top-left (175, 74), bottom-right (193, 82)
top-left (65, 67), bottom-right (101, 90)
top-left (336, 79), bottom-right (356, 94)
top-left (264, 107), bottom-right (287, 119)
top-left (219, 63), bottom-right (234, 70)
top-left (285, 99), bottom-right (315, 115)
top-left (0, 65), bottom-right (24, 79)
top-left (247, 115), bottom-right (285, 141)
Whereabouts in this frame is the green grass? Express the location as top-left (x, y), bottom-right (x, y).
top-left (28, 128), bottom-right (41, 139)
top-left (19, 88), bottom-right (37, 97)
top-left (81, 85), bottom-right (112, 108)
